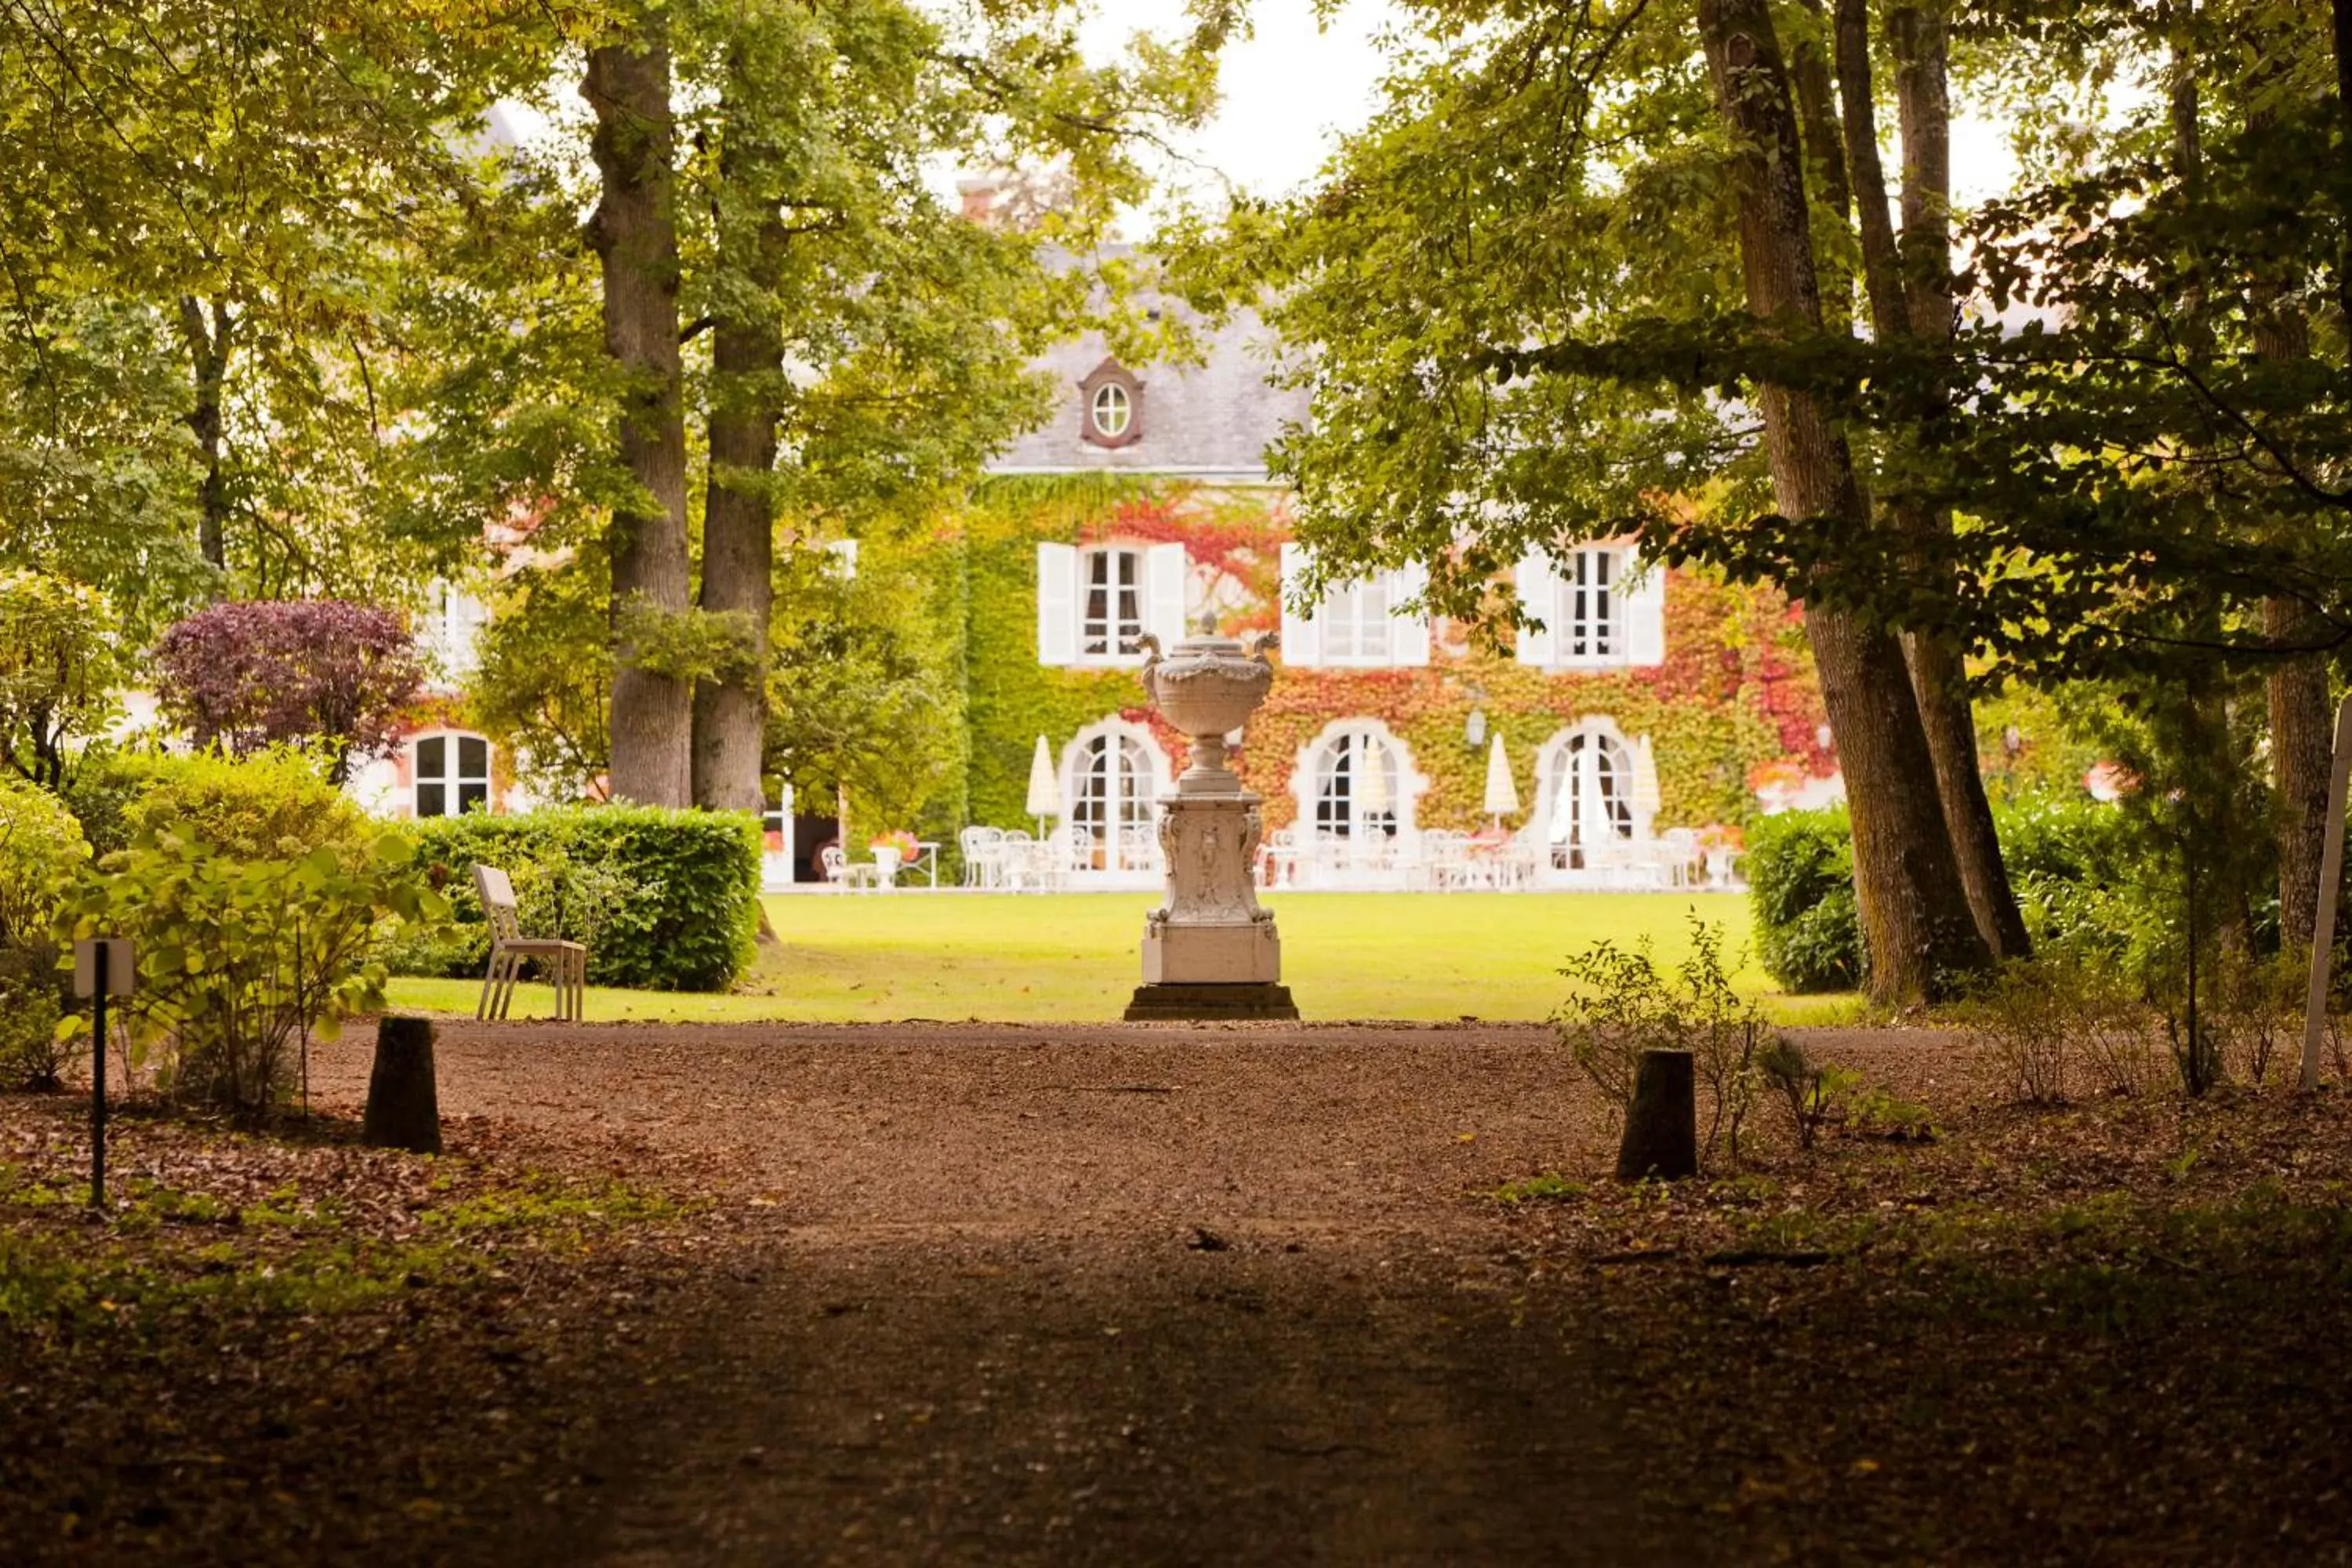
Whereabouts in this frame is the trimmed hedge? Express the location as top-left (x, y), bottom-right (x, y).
top-left (64, 746), bottom-right (363, 860)
top-left (390, 807), bottom-right (761, 993)
top-left (1747, 807), bottom-right (1866, 993)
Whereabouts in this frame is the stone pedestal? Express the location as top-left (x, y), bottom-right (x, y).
top-left (1123, 633), bottom-right (1301, 1022)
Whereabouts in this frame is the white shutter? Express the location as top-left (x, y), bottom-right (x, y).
top-left (1144, 542), bottom-right (1188, 650)
top-left (1279, 543), bottom-right (1323, 667)
top-left (1036, 542), bottom-right (1078, 666)
top-left (1390, 561), bottom-right (1431, 667)
top-left (1515, 552), bottom-right (1558, 667)
top-left (1623, 549), bottom-right (1667, 666)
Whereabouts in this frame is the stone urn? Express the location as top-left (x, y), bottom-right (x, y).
top-left (1125, 633), bottom-right (1298, 1021)
top-left (1138, 634), bottom-right (1276, 793)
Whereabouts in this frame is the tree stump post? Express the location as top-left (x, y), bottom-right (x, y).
top-left (1616, 1048), bottom-right (1697, 1181)
top-left (364, 1015), bottom-right (441, 1155)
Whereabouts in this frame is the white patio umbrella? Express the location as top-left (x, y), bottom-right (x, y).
top-left (1631, 735), bottom-right (1662, 824)
top-left (1356, 735), bottom-right (1393, 823)
top-left (1482, 734), bottom-right (1521, 826)
top-left (1024, 735), bottom-right (1062, 836)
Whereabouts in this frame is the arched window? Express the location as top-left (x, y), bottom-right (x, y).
top-left (1064, 722), bottom-right (1165, 870)
top-left (1311, 728), bottom-right (1403, 840)
top-left (413, 731), bottom-right (492, 818)
top-left (1537, 724), bottom-right (1635, 869)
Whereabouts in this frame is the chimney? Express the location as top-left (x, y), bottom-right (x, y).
top-left (956, 174), bottom-right (1000, 227)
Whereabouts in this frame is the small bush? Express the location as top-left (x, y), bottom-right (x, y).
top-left (1557, 914), bottom-right (1765, 1168)
top-left (1747, 808), bottom-right (1864, 993)
top-left (0, 779), bottom-right (89, 1089)
top-left (62, 827), bottom-right (450, 1116)
top-left (390, 807), bottom-right (761, 992)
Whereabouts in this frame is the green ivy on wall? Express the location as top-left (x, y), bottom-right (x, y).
top-left (842, 476), bottom-right (1828, 861)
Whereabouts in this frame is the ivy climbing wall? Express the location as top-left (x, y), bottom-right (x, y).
top-left (853, 476), bottom-right (1828, 854)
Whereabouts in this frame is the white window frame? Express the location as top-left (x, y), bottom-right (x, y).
top-left (1515, 545), bottom-right (1665, 670)
top-left (412, 731), bottom-right (492, 819)
top-left (1291, 717), bottom-right (1428, 845)
top-left (420, 580), bottom-right (487, 682)
top-left (1061, 718), bottom-right (1170, 871)
top-left (1036, 541), bottom-right (1187, 668)
top-left (1080, 545), bottom-right (1145, 659)
top-left (1279, 544), bottom-right (1431, 669)
top-left (1089, 382), bottom-right (1133, 440)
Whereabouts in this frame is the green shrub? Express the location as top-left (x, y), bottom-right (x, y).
top-left (61, 827), bottom-right (449, 1116)
top-left (1747, 808), bottom-right (1864, 993)
top-left (0, 779), bottom-right (89, 1089)
top-left (388, 807), bottom-right (761, 992)
top-left (119, 748), bottom-right (364, 860)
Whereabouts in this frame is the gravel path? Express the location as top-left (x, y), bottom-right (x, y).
top-left (309, 1020), bottom-right (1966, 1566)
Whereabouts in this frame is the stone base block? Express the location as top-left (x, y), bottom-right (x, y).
top-left (1123, 982), bottom-right (1300, 1022)
top-left (1142, 920), bottom-right (1281, 985)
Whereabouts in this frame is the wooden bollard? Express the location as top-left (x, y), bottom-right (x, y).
top-left (1615, 1048), bottom-right (1696, 1181)
top-left (364, 1015), bottom-right (442, 1155)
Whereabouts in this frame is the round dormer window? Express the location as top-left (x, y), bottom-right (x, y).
top-left (1079, 360), bottom-right (1142, 448)
top-left (1090, 382), bottom-right (1132, 439)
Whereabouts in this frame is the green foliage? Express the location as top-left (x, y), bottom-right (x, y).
top-left (0, 571), bottom-right (124, 789)
top-left (0, 779), bottom-right (89, 1089)
top-left (1556, 914), bottom-right (1766, 1167)
top-left (61, 827), bottom-right (450, 1116)
top-left (466, 557), bottom-right (614, 802)
top-left (118, 749), bottom-right (367, 862)
top-left (391, 807), bottom-right (762, 993)
top-left (1955, 958), bottom-right (2160, 1105)
top-left (1747, 809), bottom-right (1865, 994)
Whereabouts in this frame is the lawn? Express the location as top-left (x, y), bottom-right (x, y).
top-left (383, 891), bottom-right (1863, 1025)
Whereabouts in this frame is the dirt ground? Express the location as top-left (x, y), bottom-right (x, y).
top-left (15, 1018), bottom-right (2350, 1564)
top-left (298, 1020), bottom-right (1958, 1566)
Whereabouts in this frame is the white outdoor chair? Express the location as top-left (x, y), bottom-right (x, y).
top-left (959, 826), bottom-right (1003, 887)
top-left (819, 844), bottom-right (848, 888)
top-left (472, 864), bottom-right (586, 1022)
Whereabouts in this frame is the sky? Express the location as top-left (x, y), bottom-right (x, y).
top-left (1079, 0), bottom-right (2020, 213)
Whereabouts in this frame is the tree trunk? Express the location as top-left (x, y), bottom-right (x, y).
top-left (363, 1015), bottom-right (441, 1155)
top-left (691, 78), bottom-right (782, 815)
top-left (584, 32), bottom-right (694, 808)
top-left (2254, 282), bottom-right (2332, 953)
top-left (1698, 0), bottom-right (1990, 1003)
top-left (176, 296), bottom-right (233, 584)
top-left (1871, 5), bottom-right (2031, 959)
top-left (1616, 1048), bottom-right (1697, 1181)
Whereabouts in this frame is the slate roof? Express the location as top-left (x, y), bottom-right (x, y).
top-left (988, 250), bottom-right (1307, 481)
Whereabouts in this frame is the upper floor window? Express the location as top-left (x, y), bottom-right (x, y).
top-left (414, 731), bottom-right (491, 818)
top-left (1090, 383), bottom-right (1133, 441)
top-left (419, 581), bottom-right (488, 681)
top-left (822, 538), bottom-right (859, 579)
top-left (1036, 541), bottom-right (1189, 667)
top-left (1515, 545), bottom-right (1666, 670)
top-left (1277, 543), bottom-right (1431, 668)
top-left (1077, 359), bottom-right (1143, 449)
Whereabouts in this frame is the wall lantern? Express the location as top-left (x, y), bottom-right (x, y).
top-left (1815, 722), bottom-right (1835, 753)
top-left (1465, 708), bottom-right (1489, 750)
top-left (2002, 724), bottom-right (2024, 758)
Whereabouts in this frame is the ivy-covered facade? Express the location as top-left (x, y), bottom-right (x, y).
top-left (835, 281), bottom-right (1831, 883)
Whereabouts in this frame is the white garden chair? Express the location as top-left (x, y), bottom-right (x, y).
top-left (819, 844), bottom-right (848, 888)
top-left (472, 864), bottom-right (586, 1022)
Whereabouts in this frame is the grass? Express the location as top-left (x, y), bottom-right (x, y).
top-left (383, 891), bottom-right (1866, 1025)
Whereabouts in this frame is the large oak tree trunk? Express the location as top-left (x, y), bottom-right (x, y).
top-left (585, 33), bottom-right (694, 807)
top-left (1699, 0), bottom-right (1990, 1003)
top-left (691, 82), bottom-right (782, 815)
top-left (1890, 8), bottom-right (2028, 957)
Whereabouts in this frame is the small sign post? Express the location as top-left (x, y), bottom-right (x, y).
top-left (73, 938), bottom-right (133, 1210)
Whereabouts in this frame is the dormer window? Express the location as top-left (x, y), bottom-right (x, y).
top-left (1078, 360), bottom-right (1142, 449)
top-left (1090, 383), bottom-right (1132, 440)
